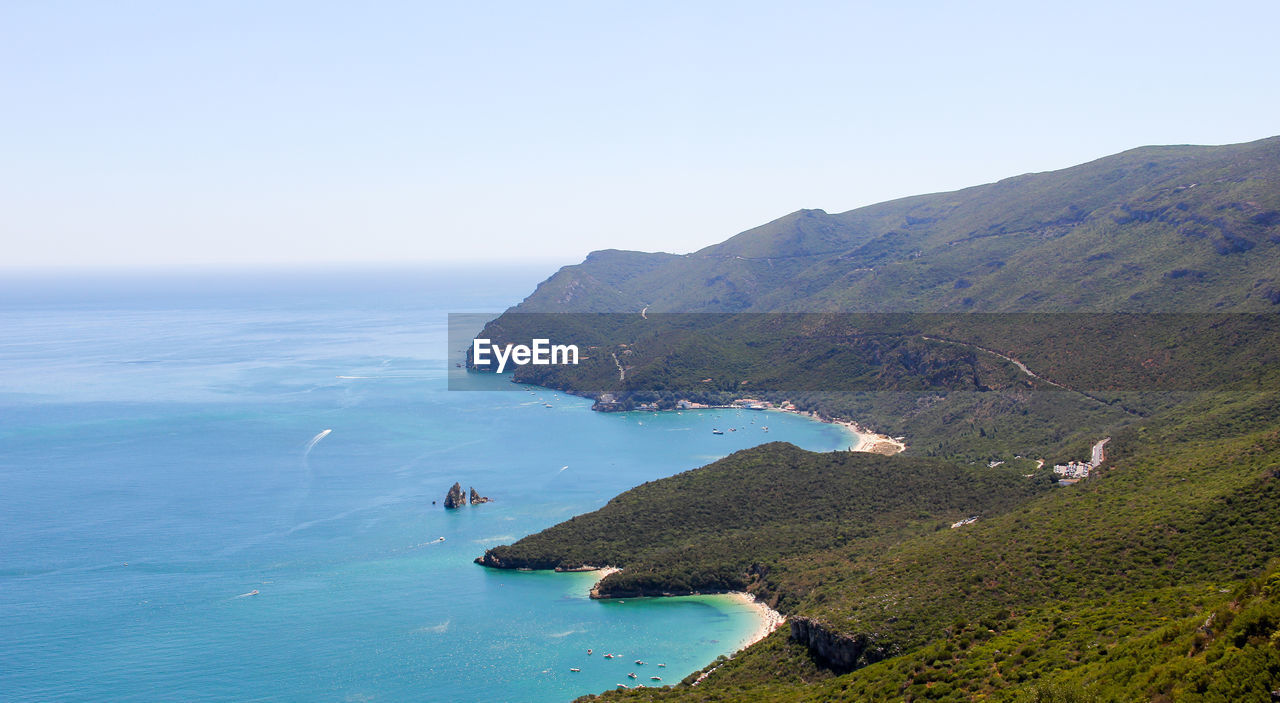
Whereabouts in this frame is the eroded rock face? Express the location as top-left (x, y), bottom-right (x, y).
top-left (469, 487), bottom-right (492, 504)
top-left (473, 549), bottom-right (562, 570)
top-left (788, 616), bottom-right (892, 673)
top-left (444, 482), bottom-right (465, 509)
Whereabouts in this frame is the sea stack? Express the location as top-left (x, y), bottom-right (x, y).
top-left (444, 482), bottom-right (465, 509)
top-left (469, 487), bottom-right (493, 504)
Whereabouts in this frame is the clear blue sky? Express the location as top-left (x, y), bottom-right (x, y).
top-left (3, 1), bottom-right (1278, 269)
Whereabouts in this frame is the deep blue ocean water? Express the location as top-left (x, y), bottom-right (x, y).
top-left (0, 267), bottom-right (855, 702)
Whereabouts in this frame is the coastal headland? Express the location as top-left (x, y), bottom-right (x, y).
top-left (573, 566), bottom-right (785, 662)
top-left (467, 138), bottom-right (1280, 700)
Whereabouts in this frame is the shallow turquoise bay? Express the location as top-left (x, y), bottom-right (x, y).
top-left (0, 268), bottom-right (853, 702)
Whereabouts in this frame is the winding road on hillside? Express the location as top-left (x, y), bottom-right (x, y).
top-left (918, 335), bottom-right (1142, 416)
top-left (920, 335), bottom-right (1068, 390)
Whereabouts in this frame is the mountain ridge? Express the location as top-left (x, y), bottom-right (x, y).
top-left (511, 136), bottom-right (1280, 314)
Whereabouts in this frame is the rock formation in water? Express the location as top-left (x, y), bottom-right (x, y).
top-left (469, 487), bottom-right (493, 504)
top-left (444, 482), bottom-right (465, 509)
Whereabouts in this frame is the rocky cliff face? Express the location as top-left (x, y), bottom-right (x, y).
top-left (788, 616), bottom-right (895, 673)
top-left (469, 487), bottom-right (492, 504)
top-left (473, 549), bottom-right (564, 570)
top-left (444, 482), bottom-right (465, 509)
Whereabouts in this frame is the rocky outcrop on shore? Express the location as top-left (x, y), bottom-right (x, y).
top-left (587, 578), bottom-right (727, 599)
top-left (473, 549), bottom-right (564, 570)
top-left (469, 487), bottom-right (492, 504)
top-left (788, 616), bottom-right (894, 673)
top-left (443, 482), bottom-right (465, 509)
top-left (474, 552), bottom-right (730, 599)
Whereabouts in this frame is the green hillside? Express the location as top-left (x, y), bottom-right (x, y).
top-left (477, 444), bottom-right (1047, 599)
top-left (474, 138), bottom-right (1280, 465)
top-left (511, 137), bottom-right (1280, 314)
top-left (482, 391), bottom-right (1280, 701)
top-left (474, 310), bottom-right (1280, 463)
top-left (471, 137), bottom-right (1280, 700)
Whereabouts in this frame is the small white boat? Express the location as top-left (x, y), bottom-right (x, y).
top-left (650, 676), bottom-right (662, 681)
top-left (570, 668), bottom-right (580, 673)
top-left (628, 673), bottom-right (637, 679)
top-left (635, 660), bottom-right (645, 665)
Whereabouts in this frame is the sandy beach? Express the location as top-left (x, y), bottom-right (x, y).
top-left (729, 592), bottom-right (786, 650)
top-left (583, 566), bottom-right (621, 598)
top-left (582, 568), bottom-right (782, 650)
top-left (688, 592), bottom-right (787, 686)
top-left (764, 407), bottom-right (905, 455)
top-left (835, 419), bottom-right (906, 455)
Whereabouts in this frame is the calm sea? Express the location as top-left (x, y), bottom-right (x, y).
top-left (0, 266), bottom-right (853, 702)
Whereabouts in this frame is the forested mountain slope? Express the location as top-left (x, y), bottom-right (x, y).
top-left (499, 390), bottom-right (1280, 702)
top-left (512, 137), bottom-right (1280, 314)
top-left (472, 137), bottom-right (1280, 701)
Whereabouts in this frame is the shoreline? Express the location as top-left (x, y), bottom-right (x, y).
top-left (832, 418), bottom-right (907, 455)
top-left (645, 398), bottom-right (906, 455)
top-left (583, 566), bottom-right (621, 598)
top-left (728, 592), bottom-right (786, 650)
top-left (581, 568), bottom-right (784, 654)
top-left (762, 407), bottom-right (906, 455)
top-left (504, 378), bottom-right (907, 455)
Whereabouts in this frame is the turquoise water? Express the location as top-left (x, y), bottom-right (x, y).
top-left (0, 267), bottom-right (853, 702)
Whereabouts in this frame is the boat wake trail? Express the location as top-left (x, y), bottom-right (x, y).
top-left (291, 429), bottom-right (332, 526)
top-left (304, 429), bottom-right (332, 457)
top-left (415, 620), bottom-right (450, 634)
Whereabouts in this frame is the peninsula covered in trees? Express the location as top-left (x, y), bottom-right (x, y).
top-left (475, 137), bottom-right (1280, 701)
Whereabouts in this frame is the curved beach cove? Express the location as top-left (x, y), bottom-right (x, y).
top-left (0, 268), bottom-right (856, 702)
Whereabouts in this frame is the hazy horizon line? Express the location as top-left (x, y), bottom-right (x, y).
top-left (0, 257), bottom-right (585, 276)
